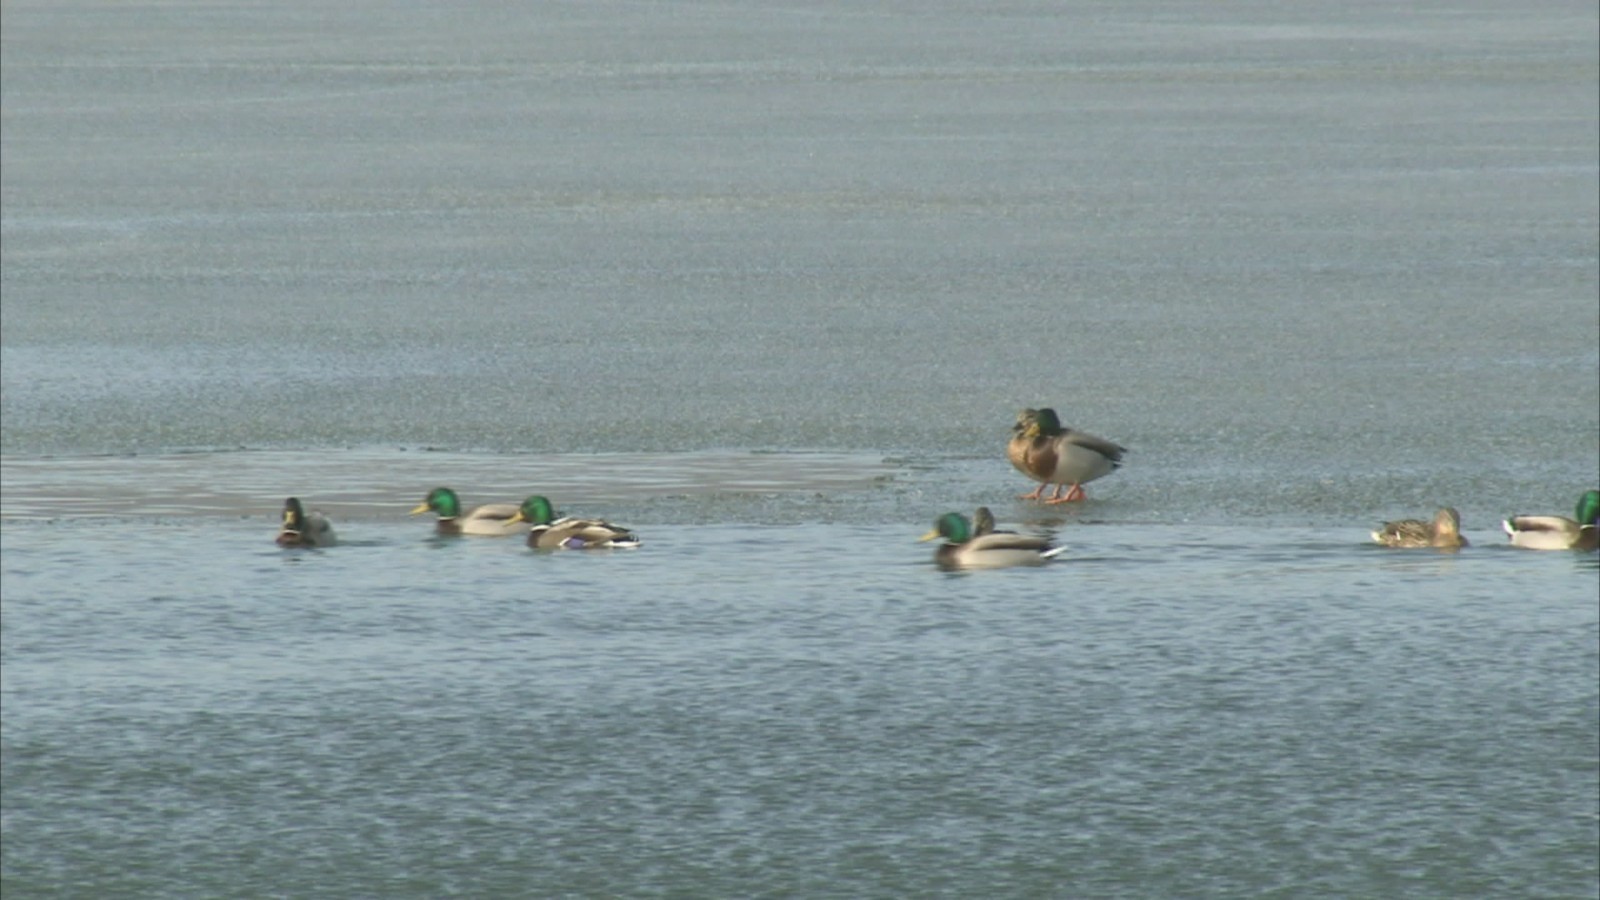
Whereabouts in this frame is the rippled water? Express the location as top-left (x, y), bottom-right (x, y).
top-left (4, 0), bottom-right (1598, 896)
top-left (4, 512), bottom-right (1597, 897)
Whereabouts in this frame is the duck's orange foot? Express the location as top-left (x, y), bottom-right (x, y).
top-left (1044, 484), bottom-right (1087, 504)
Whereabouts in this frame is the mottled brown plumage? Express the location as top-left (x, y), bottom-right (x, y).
top-left (1371, 507), bottom-right (1467, 549)
top-left (1007, 407), bottom-right (1125, 503)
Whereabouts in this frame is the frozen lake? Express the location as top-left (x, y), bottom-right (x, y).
top-left (3, 1), bottom-right (1597, 896)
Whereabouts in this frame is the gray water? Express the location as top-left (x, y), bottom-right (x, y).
top-left (3, 1), bottom-right (1598, 897)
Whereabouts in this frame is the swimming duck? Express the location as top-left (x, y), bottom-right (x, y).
top-left (1371, 507), bottom-right (1468, 549)
top-left (276, 497), bottom-right (337, 548)
top-left (509, 495), bottom-right (641, 550)
top-left (1007, 407), bottom-right (1126, 503)
top-left (1502, 490), bottom-right (1600, 551)
top-left (919, 511), bottom-right (1064, 570)
top-left (409, 487), bottom-right (523, 536)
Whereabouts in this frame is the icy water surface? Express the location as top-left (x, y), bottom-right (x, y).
top-left (3, 451), bottom-right (1597, 898)
top-left (3, 0), bottom-right (1598, 896)
top-left (3, 512), bottom-right (1597, 898)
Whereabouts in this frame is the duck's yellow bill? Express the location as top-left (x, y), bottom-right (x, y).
top-left (408, 503), bottom-right (430, 515)
top-left (917, 529), bottom-right (940, 542)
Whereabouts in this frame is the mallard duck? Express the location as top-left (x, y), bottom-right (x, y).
top-left (509, 495), bottom-right (641, 550)
top-left (919, 511), bottom-right (1064, 570)
top-left (276, 497), bottom-right (336, 548)
top-left (1007, 407), bottom-right (1126, 503)
top-left (409, 487), bottom-right (523, 536)
top-left (1502, 489), bottom-right (1600, 551)
top-left (1371, 507), bottom-right (1468, 549)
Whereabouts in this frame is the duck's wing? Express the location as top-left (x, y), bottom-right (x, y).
top-left (457, 503), bottom-right (525, 536)
top-left (1373, 519), bottom-right (1431, 546)
top-left (1503, 515), bottom-right (1582, 549)
top-left (1033, 432), bottom-right (1123, 486)
top-left (545, 517), bottom-right (641, 549)
top-left (963, 531), bottom-right (1055, 553)
top-left (1059, 429), bottom-right (1126, 465)
top-left (465, 502), bottom-right (521, 523)
top-left (942, 532), bottom-right (1062, 569)
top-left (1504, 514), bottom-right (1580, 536)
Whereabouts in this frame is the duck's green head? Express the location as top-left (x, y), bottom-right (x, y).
top-left (919, 512), bottom-right (972, 544)
top-left (1019, 407), bottom-right (1063, 439)
top-left (515, 495), bottom-right (557, 526)
top-left (1577, 489), bottom-right (1600, 526)
top-left (282, 497), bottom-right (307, 532)
top-left (411, 487), bottom-right (460, 519)
top-left (1032, 407), bottom-right (1063, 435)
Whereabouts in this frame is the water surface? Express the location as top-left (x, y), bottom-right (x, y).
top-left (4, 516), bottom-right (1597, 897)
top-left (3, 0), bottom-right (1597, 897)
